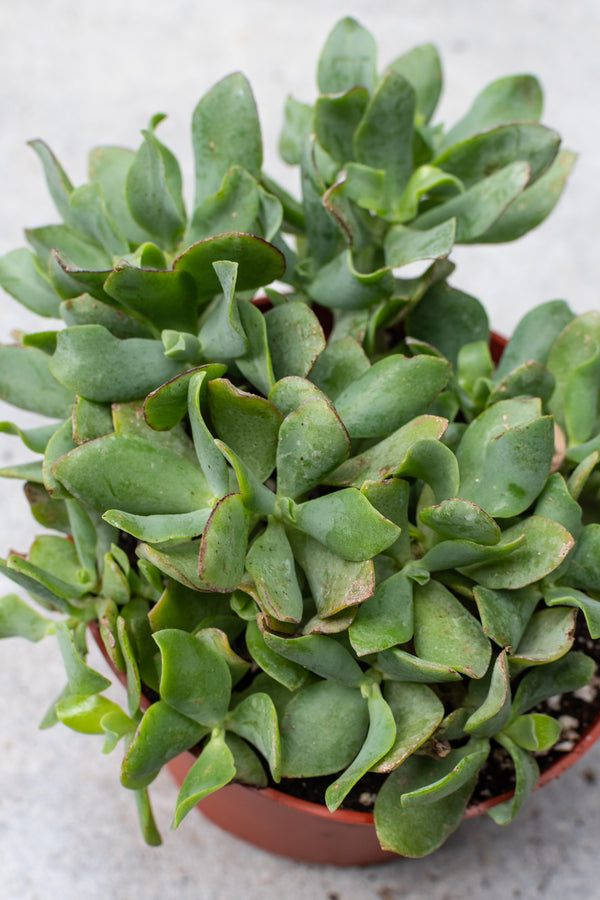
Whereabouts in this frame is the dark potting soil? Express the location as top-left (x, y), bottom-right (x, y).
top-left (269, 623), bottom-right (600, 813)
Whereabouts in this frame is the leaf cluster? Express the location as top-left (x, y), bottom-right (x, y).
top-left (0, 17), bottom-right (597, 858)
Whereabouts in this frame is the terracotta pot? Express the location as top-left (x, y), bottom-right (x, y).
top-left (88, 329), bottom-right (600, 866)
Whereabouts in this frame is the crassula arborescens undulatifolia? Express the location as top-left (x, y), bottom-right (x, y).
top-left (1, 17), bottom-right (598, 857)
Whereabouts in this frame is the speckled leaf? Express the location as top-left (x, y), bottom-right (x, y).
top-left (457, 400), bottom-right (554, 517)
top-left (0, 345), bottom-right (74, 417)
top-left (245, 519), bottom-right (303, 623)
top-left (396, 439), bottom-right (459, 502)
top-left (280, 680), bottom-right (369, 777)
top-left (174, 233), bottom-right (285, 303)
top-left (288, 530), bottom-right (374, 619)
top-left (414, 161), bottom-right (530, 242)
top-left (143, 365), bottom-right (226, 431)
top-left (487, 360), bottom-right (555, 407)
top-left (309, 337), bottom-right (370, 401)
top-left (334, 354), bottom-right (450, 439)
top-left (349, 570), bottom-right (413, 656)
top-left (198, 493), bottom-right (248, 592)
top-left (277, 397), bottom-right (350, 498)
top-left (53, 433), bottom-right (212, 514)
top-left (534, 473), bottom-right (582, 538)
top-left (50, 325), bottom-right (181, 403)
top-left (289, 488), bottom-right (400, 561)
top-left (414, 580), bottom-right (491, 678)
top-left (508, 607), bottom-right (576, 671)
top-left (354, 71), bottom-right (415, 202)
top-left (263, 631), bottom-right (364, 687)
top-left (317, 17), bottom-right (377, 94)
top-left (265, 302), bottom-right (326, 380)
top-left (104, 264), bottom-right (199, 334)
top-left (154, 628), bottom-right (231, 726)
top-left (472, 584), bottom-right (540, 652)
top-left (462, 516), bottom-right (574, 590)
top-left (374, 750), bottom-right (477, 857)
top-left (192, 72), bottom-right (262, 208)
top-left (420, 499), bottom-right (500, 545)
top-left (208, 378), bottom-right (282, 482)
top-left (326, 415), bottom-right (447, 487)
top-left (375, 682), bottom-right (444, 773)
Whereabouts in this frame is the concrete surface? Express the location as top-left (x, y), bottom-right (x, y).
top-left (1, 2), bottom-right (599, 898)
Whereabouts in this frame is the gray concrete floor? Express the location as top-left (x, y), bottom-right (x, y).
top-left (1, 2), bottom-right (599, 897)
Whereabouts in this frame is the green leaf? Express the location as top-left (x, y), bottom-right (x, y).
top-left (414, 161), bottom-right (530, 242)
top-left (462, 516), bottom-right (574, 590)
top-left (494, 300), bottom-right (574, 381)
top-left (154, 629), bottom-right (232, 726)
top-left (374, 750), bottom-right (477, 857)
top-left (50, 325), bottom-right (181, 402)
top-left (143, 364), bottom-right (226, 431)
top-left (245, 519), bottom-right (303, 623)
top-left (289, 530), bottom-right (374, 619)
top-left (0, 248), bottom-right (61, 316)
top-left (407, 282), bottom-right (489, 368)
top-left (279, 95), bottom-right (313, 166)
top-left (317, 17), bottom-right (377, 94)
top-left (135, 789), bottom-right (162, 846)
top-left (420, 499), bottom-right (500, 545)
top-left (375, 682), bottom-right (444, 772)
top-left (511, 651), bottom-right (595, 719)
top-left (534, 473), bottom-right (582, 538)
top-left (88, 145), bottom-right (154, 244)
top-left (174, 233), bottom-right (285, 303)
top-left (289, 488), bottom-right (400, 561)
top-left (314, 88), bottom-right (369, 164)
top-left (326, 682), bottom-right (396, 810)
top-left (198, 493), bottom-right (248, 592)
top-left (354, 71), bottom-right (415, 202)
top-left (0, 420), bottom-right (60, 454)
top-left (384, 220), bottom-right (456, 268)
top-left (28, 139), bottom-right (74, 221)
top-left (265, 302), bottom-right (326, 380)
top-left (334, 354), bottom-right (450, 439)
top-left (377, 646), bottom-right (462, 683)
top-left (225, 693), bottom-right (281, 781)
top-left (56, 693), bottom-right (129, 735)
top-left (235, 299), bottom-right (276, 396)
top-left (464, 651), bottom-right (512, 737)
top-left (0, 593), bottom-right (55, 641)
top-left (276, 397), bottom-right (349, 498)
top-left (263, 631), bottom-right (364, 687)
top-left (188, 166), bottom-right (259, 244)
top-left (486, 733), bottom-right (539, 825)
top-left (400, 737), bottom-right (489, 807)
top-left (309, 337), bottom-right (370, 401)
top-left (545, 585), bottom-right (600, 639)
top-left (103, 508), bottom-right (211, 544)
top-left (479, 149), bottom-right (576, 243)
top-left (279, 680), bottom-right (369, 777)
top-left (413, 580), bottom-right (491, 678)
top-left (186, 370), bottom-right (229, 498)
top-left (349, 570), bottom-right (413, 655)
top-left (245, 619), bottom-right (309, 691)
top-left (68, 183), bottom-right (129, 257)
top-left (55, 622), bottom-right (111, 694)
top-left (53, 433), bottom-right (213, 514)
top-left (326, 415), bottom-right (447, 487)
top-left (388, 44), bottom-right (442, 124)
top-left (396, 439), bottom-right (459, 502)
top-left (442, 75), bottom-right (544, 150)
top-left (502, 713), bottom-right (561, 752)
top-left (104, 263), bottom-right (198, 334)
top-left (308, 248), bottom-right (395, 312)
top-left (126, 122), bottom-right (186, 247)
top-left (457, 399), bottom-right (554, 517)
top-left (509, 607), bottom-right (576, 671)
top-left (547, 312), bottom-right (600, 444)
top-left (0, 345), bottom-right (74, 417)
top-left (122, 700), bottom-right (208, 787)
top-left (173, 729), bottom-right (236, 828)
top-left (473, 584), bottom-right (539, 652)
top-left (207, 378), bottom-right (282, 482)
top-left (434, 124), bottom-right (559, 190)
top-left (191, 72), bottom-right (262, 208)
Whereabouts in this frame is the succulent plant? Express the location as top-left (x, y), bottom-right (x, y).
top-left (1, 16), bottom-right (599, 858)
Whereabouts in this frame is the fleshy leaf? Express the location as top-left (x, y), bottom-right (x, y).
top-left (317, 17), bottom-right (377, 94)
top-left (173, 730), bottom-right (236, 828)
top-left (276, 398), bottom-right (350, 498)
top-left (198, 493), bottom-right (248, 592)
top-left (245, 519), bottom-right (303, 623)
top-left (349, 570), bottom-right (413, 656)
